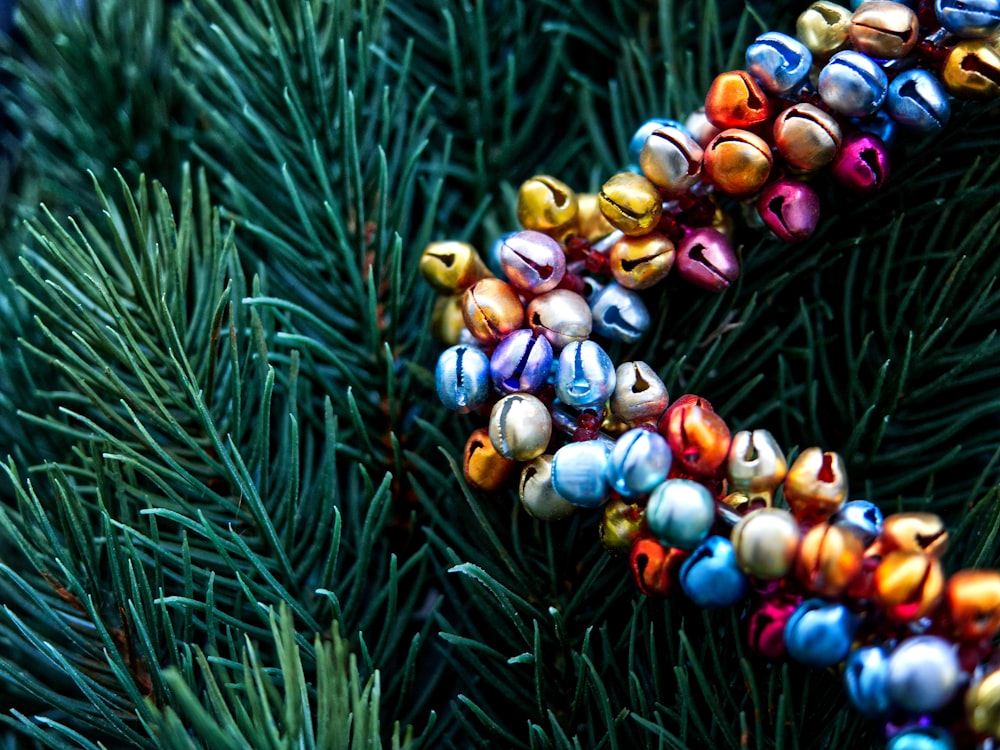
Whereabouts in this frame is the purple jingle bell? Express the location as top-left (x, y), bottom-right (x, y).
top-left (490, 329), bottom-right (553, 394)
top-left (831, 132), bottom-right (891, 193)
top-left (675, 227), bottom-right (739, 292)
top-left (757, 179), bottom-right (821, 242)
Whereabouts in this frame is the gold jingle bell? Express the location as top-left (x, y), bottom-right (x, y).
top-left (598, 172), bottom-right (663, 236)
top-left (946, 569), bottom-right (1000, 642)
top-left (873, 549), bottom-right (944, 623)
top-left (796, 1), bottom-right (852, 61)
top-left (942, 40), bottom-right (1000, 99)
top-left (430, 294), bottom-right (467, 345)
top-left (519, 455), bottom-right (577, 521)
top-left (732, 507), bottom-right (802, 580)
top-left (773, 103), bottom-right (842, 172)
top-left (600, 498), bottom-right (645, 556)
top-left (783, 447), bottom-right (847, 525)
top-left (464, 427), bottom-right (518, 492)
top-left (609, 232), bottom-right (676, 290)
top-left (420, 241), bottom-right (492, 295)
top-left (575, 193), bottom-right (616, 241)
top-left (488, 393), bottom-right (552, 461)
top-left (795, 523), bottom-right (864, 597)
top-left (967, 667), bottom-right (1000, 738)
top-left (877, 512), bottom-right (948, 557)
top-left (848, 1), bottom-right (919, 60)
top-left (516, 175), bottom-right (579, 237)
top-left (703, 129), bottom-right (773, 196)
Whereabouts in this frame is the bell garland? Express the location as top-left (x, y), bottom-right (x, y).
top-left (421, 2), bottom-right (1000, 749)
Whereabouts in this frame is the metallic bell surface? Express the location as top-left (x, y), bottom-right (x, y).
top-left (488, 393), bottom-right (552, 461)
top-left (874, 550), bottom-right (944, 622)
top-left (945, 569), bottom-right (1000, 641)
top-left (499, 230), bottom-right (566, 294)
top-left (886, 69), bottom-right (951, 133)
top-left (675, 227), bottom-right (740, 292)
top-left (818, 50), bottom-right (888, 117)
top-left (464, 427), bottom-right (518, 492)
top-left (783, 447), bottom-right (848, 525)
top-left (420, 240), bottom-right (492, 294)
top-left (516, 175), bottom-right (578, 236)
top-left (703, 128), bottom-right (773, 196)
top-left (610, 361), bottom-right (669, 427)
top-left (431, 294), bottom-right (467, 345)
top-left (844, 645), bottom-right (893, 718)
top-left (609, 232), bottom-right (676, 290)
top-left (489, 329), bottom-right (553, 394)
top-left (554, 340), bottom-right (616, 410)
top-left (732, 507), bottom-right (802, 580)
top-left (831, 131), bottom-right (890, 193)
top-left (639, 125), bottom-right (704, 193)
top-left (590, 282), bottom-right (651, 343)
top-left (745, 32), bottom-right (813, 94)
top-left (853, 108), bottom-right (897, 149)
top-left (598, 172), bottom-right (663, 236)
top-left (645, 478), bottom-right (717, 549)
top-left (935, 0), bottom-right (1000, 38)
top-left (704, 70), bottom-right (773, 129)
top-left (630, 537), bottom-right (686, 597)
top-left (661, 400), bottom-right (731, 477)
top-left (600, 499), bottom-right (645, 555)
top-left (748, 600), bottom-right (797, 658)
top-left (829, 499), bottom-right (883, 547)
top-left (773, 103), bottom-right (842, 172)
top-left (628, 117), bottom-right (681, 165)
top-left (878, 511), bottom-right (948, 556)
top-left (942, 40), bottom-right (1000, 98)
top-left (757, 179), bottom-right (821, 243)
top-left (784, 599), bottom-right (858, 667)
top-left (886, 636), bottom-right (961, 714)
top-left (436, 344), bottom-right (491, 413)
top-left (526, 289), bottom-right (592, 351)
top-left (726, 429), bottom-right (788, 498)
top-left (462, 278), bottom-right (524, 345)
top-left (795, 523), bottom-right (864, 597)
top-left (849, 1), bottom-right (919, 59)
top-left (678, 535), bottom-right (749, 607)
top-left (551, 439), bottom-right (612, 507)
top-left (966, 667), bottom-right (1000, 737)
top-left (684, 107), bottom-right (721, 148)
top-left (606, 428), bottom-right (672, 497)
top-left (574, 193), bottom-right (616, 242)
top-left (519, 454), bottom-right (577, 521)
top-left (886, 727), bottom-right (956, 750)
top-left (796, 1), bottom-right (852, 61)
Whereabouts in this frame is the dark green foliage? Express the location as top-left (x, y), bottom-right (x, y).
top-left (0, 0), bottom-right (995, 748)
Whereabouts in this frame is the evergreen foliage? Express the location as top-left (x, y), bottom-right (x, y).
top-left (0, 0), bottom-right (994, 748)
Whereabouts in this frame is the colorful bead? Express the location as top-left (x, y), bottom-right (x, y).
top-left (526, 289), bottom-right (592, 351)
top-left (745, 32), bottom-right (813, 94)
top-left (551, 440), bottom-right (611, 507)
top-left (598, 172), bottom-right (662, 236)
top-left (436, 344), bottom-right (491, 413)
top-left (464, 427), bottom-right (518, 491)
top-left (488, 393), bottom-right (552, 461)
top-left (844, 645), bottom-right (893, 718)
top-left (732, 508), bottom-right (802, 580)
top-left (499, 230), bottom-right (566, 293)
top-left (679, 536), bottom-right (749, 607)
top-left (886, 636), bottom-right (961, 714)
top-left (490, 329), bottom-right (552, 394)
top-left (645, 478), bottom-right (717, 549)
top-left (519, 454), bottom-right (577, 521)
top-left (610, 361), bottom-right (669, 427)
top-left (675, 227), bottom-right (740, 292)
top-left (554, 340), bottom-right (616, 409)
top-left (516, 175), bottom-right (578, 237)
top-left (784, 599), bottom-right (858, 667)
top-left (606, 428), bottom-right (672, 497)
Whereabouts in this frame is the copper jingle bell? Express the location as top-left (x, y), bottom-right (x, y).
top-left (420, 241), bottom-right (493, 295)
top-left (873, 550), bottom-right (944, 623)
top-left (877, 512), bottom-right (948, 557)
top-left (704, 70), bottom-right (773, 130)
top-left (600, 498), bottom-right (645, 556)
top-left (773, 103), bottom-right (842, 172)
top-left (462, 278), bottom-right (525, 345)
top-left (517, 175), bottom-right (579, 237)
top-left (795, 522), bottom-right (864, 597)
top-left (464, 427), bottom-right (518, 492)
top-left (630, 537), bottom-right (686, 597)
top-left (598, 172), bottom-right (663, 236)
top-left (526, 289), bottom-right (592, 351)
top-left (848, 1), bottom-right (919, 60)
top-left (782, 447), bottom-right (847, 525)
top-left (945, 569), bottom-right (1000, 642)
top-left (703, 129), bottom-right (773, 196)
top-left (609, 232), bottom-right (676, 290)
top-left (660, 398), bottom-right (731, 477)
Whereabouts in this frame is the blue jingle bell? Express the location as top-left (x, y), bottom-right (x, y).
top-left (745, 32), bottom-right (812, 94)
top-left (555, 340), bottom-right (617, 409)
top-left (589, 282), bottom-right (651, 343)
top-left (886, 636), bottom-right (960, 714)
top-left (885, 69), bottom-right (951, 134)
top-left (844, 645), bottom-right (893, 718)
top-left (551, 440), bottom-right (612, 507)
top-left (606, 428), bottom-right (672, 497)
top-left (645, 478), bottom-right (716, 549)
top-left (830, 499), bottom-right (884, 548)
top-left (490, 329), bottom-right (553, 394)
top-left (818, 50), bottom-right (888, 118)
top-left (784, 599), bottom-right (858, 667)
top-left (886, 725), bottom-right (956, 750)
top-left (436, 344), bottom-right (491, 413)
top-left (935, 0), bottom-right (1000, 38)
top-left (679, 535), bottom-right (749, 607)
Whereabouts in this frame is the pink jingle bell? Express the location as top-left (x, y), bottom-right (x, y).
top-left (675, 227), bottom-right (740, 292)
top-left (831, 132), bottom-right (890, 193)
top-left (757, 179), bottom-right (821, 242)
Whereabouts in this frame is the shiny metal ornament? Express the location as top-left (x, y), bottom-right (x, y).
top-left (589, 282), bottom-right (651, 343)
top-left (628, 118), bottom-right (680, 164)
top-left (606, 428), bottom-right (672, 497)
top-left (886, 69), bottom-right (951, 133)
top-left (555, 340), bottom-right (616, 410)
top-left (431, 294), bottom-right (467, 345)
top-left (784, 599), bottom-right (858, 667)
top-left (818, 50), bottom-right (888, 117)
top-left (639, 126), bottom-right (704, 193)
top-left (519, 454), bottom-right (576, 521)
top-left (630, 537), bottom-right (686, 597)
top-left (796, 1), bottom-right (852, 61)
top-left (966, 667), bottom-right (1000, 738)
top-left (436, 344), bottom-right (491, 413)
top-left (783, 447), bottom-right (847, 525)
top-left (726, 429), bottom-right (788, 502)
top-left (675, 227), bottom-right (740, 292)
top-left (610, 361), bottom-right (669, 427)
top-left (551, 440), bottom-right (612, 507)
top-left (464, 427), bottom-right (518, 491)
top-left (462, 278), bottom-right (524, 345)
top-left (844, 645), bottom-right (893, 718)
top-left (829, 499), bottom-right (883, 547)
top-left (886, 727), bottom-right (956, 750)
top-left (757, 179), bottom-right (821, 243)
top-left (575, 193), bottom-right (616, 242)
top-left (516, 175), bottom-right (579, 237)
top-left (703, 129), bottom-right (773, 196)
top-left (499, 230), bottom-right (566, 294)
top-left (874, 550), bottom-right (944, 622)
top-left (526, 289), bottom-right (592, 351)
top-left (795, 523), bottom-right (864, 597)
top-left (942, 40), bottom-right (1000, 98)
top-left (745, 32), bottom-right (813, 94)
top-left (704, 70), bottom-right (773, 129)
top-left (420, 240), bottom-right (492, 294)
top-left (878, 512), bottom-right (948, 556)
top-left (849, 1), bottom-right (919, 59)
top-left (722, 490), bottom-right (753, 514)
top-left (489, 329), bottom-right (553, 394)
top-left (886, 636), bottom-right (961, 714)
top-left (600, 499), bottom-right (645, 555)
top-left (645, 478), bottom-right (717, 550)
top-left (773, 103), bottom-right (842, 172)
top-left (748, 600), bottom-right (797, 658)
top-left (684, 107), bottom-right (721, 148)
top-left (945, 569), bottom-right (1000, 641)
top-left (679, 535), bottom-right (749, 607)
top-left (488, 393), bottom-right (552, 461)
top-left (661, 399), bottom-right (731, 477)
top-left (609, 232), bottom-right (676, 290)
top-left (831, 131), bottom-right (890, 193)
top-left (935, 0), bottom-right (1000, 38)
top-left (598, 172), bottom-right (663, 236)
top-left (732, 507), bottom-right (802, 580)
